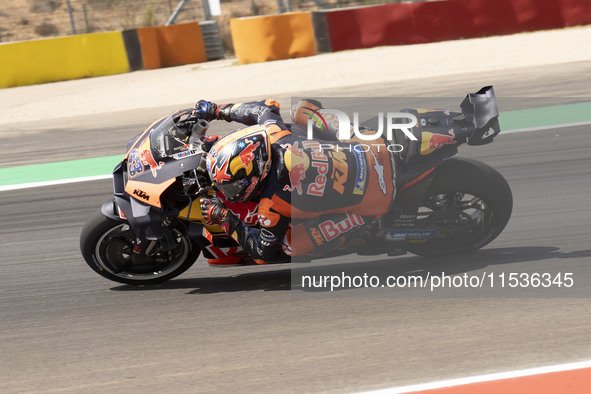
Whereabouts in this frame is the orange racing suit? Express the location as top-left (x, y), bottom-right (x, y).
top-left (211, 99), bottom-right (396, 262)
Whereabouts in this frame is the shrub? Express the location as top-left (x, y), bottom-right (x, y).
top-left (34, 22), bottom-right (59, 36)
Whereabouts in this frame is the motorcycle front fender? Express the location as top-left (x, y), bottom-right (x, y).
top-left (101, 199), bottom-right (126, 223)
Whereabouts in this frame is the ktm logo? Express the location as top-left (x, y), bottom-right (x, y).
top-left (133, 189), bottom-right (150, 201)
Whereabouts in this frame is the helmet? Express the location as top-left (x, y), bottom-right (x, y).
top-left (206, 126), bottom-right (272, 202)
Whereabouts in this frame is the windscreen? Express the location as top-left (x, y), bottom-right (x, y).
top-left (150, 115), bottom-right (193, 159)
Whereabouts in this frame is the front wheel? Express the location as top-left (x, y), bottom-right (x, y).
top-left (407, 158), bottom-right (513, 257)
top-left (80, 210), bottom-right (199, 285)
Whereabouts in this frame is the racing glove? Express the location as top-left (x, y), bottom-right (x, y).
top-left (195, 166), bottom-right (210, 186)
top-left (201, 197), bottom-right (239, 233)
top-left (200, 135), bottom-right (220, 153)
top-left (194, 100), bottom-right (232, 122)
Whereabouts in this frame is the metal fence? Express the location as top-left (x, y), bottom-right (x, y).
top-left (0, 0), bottom-right (206, 42)
top-left (0, 0), bottom-right (410, 44)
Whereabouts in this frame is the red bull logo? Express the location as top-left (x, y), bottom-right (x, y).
top-left (128, 147), bottom-right (163, 178)
top-left (140, 148), bottom-right (164, 177)
top-left (282, 142), bottom-right (306, 195)
top-left (421, 129), bottom-right (456, 155)
top-left (239, 139), bottom-right (260, 169)
top-left (319, 213), bottom-right (365, 242)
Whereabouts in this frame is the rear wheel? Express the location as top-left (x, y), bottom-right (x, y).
top-left (407, 158), bottom-right (512, 257)
top-left (80, 210), bottom-right (199, 285)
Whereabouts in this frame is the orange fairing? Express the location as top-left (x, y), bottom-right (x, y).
top-left (125, 178), bottom-right (175, 208)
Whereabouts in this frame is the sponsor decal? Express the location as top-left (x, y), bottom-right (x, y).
top-left (208, 148), bottom-right (219, 161)
top-left (133, 188), bottom-right (150, 201)
top-left (309, 227), bottom-right (325, 247)
top-left (128, 149), bottom-right (144, 177)
top-left (368, 148), bottom-right (387, 195)
top-left (352, 148), bottom-right (367, 195)
top-left (172, 149), bottom-right (199, 160)
top-left (319, 213), bottom-right (365, 242)
top-left (238, 138), bottom-right (261, 169)
top-left (281, 142), bottom-right (307, 195)
top-left (172, 144), bottom-right (190, 152)
top-left (243, 176), bottom-right (259, 199)
top-left (139, 148), bottom-right (164, 177)
top-left (384, 230), bottom-right (436, 240)
top-left (308, 160), bottom-right (328, 197)
top-left (327, 149), bottom-right (348, 194)
top-left (303, 141), bottom-right (329, 197)
top-left (421, 129), bottom-right (456, 156)
top-left (128, 141), bottom-right (164, 178)
top-left (260, 228), bottom-right (278, 243)
top-left (392, 214), bottom-right (416, 228)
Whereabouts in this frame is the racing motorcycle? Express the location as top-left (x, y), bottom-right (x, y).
top-left (80, 86), bottom-right (512, 285)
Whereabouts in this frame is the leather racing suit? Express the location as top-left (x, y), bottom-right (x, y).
top-left (208, 99), bottom-right (396, 263)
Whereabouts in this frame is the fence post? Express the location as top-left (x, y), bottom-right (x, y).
top-left (202, 0), bottom-right (212, 20)
top-left (83, 4), bottom-right (90, 33)
top-left (166, 0), bottom-right (189, 26)
top-left (65, 0), bottom-right (77, 34)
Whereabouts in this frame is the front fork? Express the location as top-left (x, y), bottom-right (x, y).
top-left (101, 198), bottom-right (179, 258)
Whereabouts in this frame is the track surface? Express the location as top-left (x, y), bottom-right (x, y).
top-left (1, 63), bottom-right (590, 393)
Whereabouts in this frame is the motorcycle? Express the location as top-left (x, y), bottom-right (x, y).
top-left (80, 86), bottom-right (512, 285)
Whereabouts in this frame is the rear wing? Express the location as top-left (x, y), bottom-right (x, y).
top-left (460, 86), bottom-right (500, 146)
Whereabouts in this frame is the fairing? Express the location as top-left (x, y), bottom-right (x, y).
top-left (110, 110), bottom-right (205, 240)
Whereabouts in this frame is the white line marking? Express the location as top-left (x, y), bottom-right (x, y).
top-left (0, 174), bottom-right (112, 192)
top-left (503, 120), bottom-right (591, 134)
top-left (1, 121), bottom-right (588, 192)
top-left (358, 359), bottom-right (591, 393)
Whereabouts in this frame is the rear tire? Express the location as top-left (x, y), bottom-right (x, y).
top-left (80, 210), bottom-right (199, 285)
top-left (407, 158), bottom-right (512, 257)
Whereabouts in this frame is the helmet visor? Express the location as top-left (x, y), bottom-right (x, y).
top-left (217, 178), bottom-right (249, 202)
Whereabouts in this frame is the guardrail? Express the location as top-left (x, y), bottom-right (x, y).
top-left (0, 31), bottom-right (129, 88)
top-left (230, 12), bottom-right (317, 64)
top-left (0, 22), bottom-right (209, 88)
top-left (230, 0), bottom-right (591, 63)
top-left (1, 0), bottom-right (590, 87)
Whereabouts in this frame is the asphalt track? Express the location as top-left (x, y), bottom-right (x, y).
top-left (1, 62), bottom-right (591, 393)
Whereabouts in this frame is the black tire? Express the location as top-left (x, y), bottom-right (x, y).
top-left (407, 158), bottom-right (512, 257)
top-left (80, 210), bottom-right (199, 285)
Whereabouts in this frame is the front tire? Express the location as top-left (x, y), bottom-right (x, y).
top-left (407, 158), bottom-right (512, 257)
top-left (80, 210), bottom-right (199, 285)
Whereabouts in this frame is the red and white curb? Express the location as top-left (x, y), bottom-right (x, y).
top-left (359, 360), bottom-right (591, 393)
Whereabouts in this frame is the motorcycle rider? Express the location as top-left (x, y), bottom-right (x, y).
top-left (196, 98), bottom-right (396, 263)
